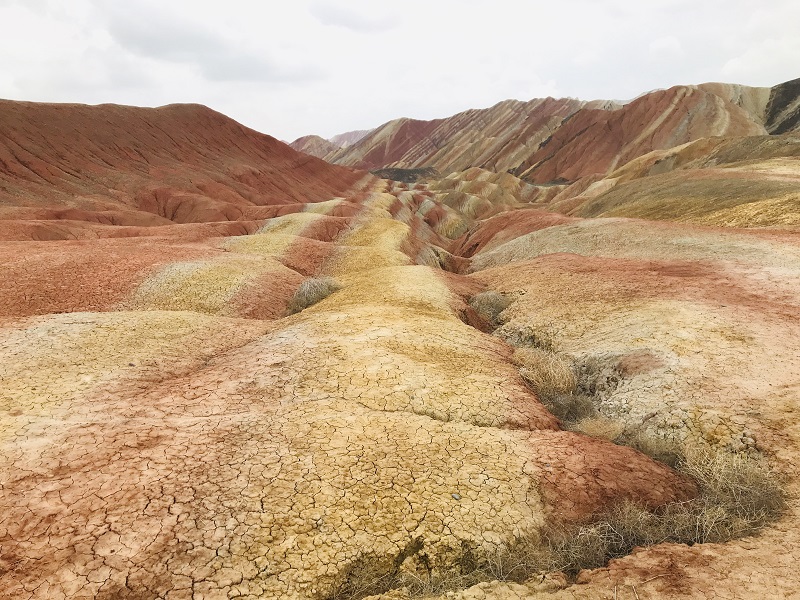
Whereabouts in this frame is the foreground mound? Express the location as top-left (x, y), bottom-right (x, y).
top-left (0, 189), bottom-right (698, 599)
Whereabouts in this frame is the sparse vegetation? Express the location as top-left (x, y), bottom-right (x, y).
top-left (494, 323), bottom-right (557, 352)
top-left (613, 426), bottom-right (685, 468)
top-left (330, 445), bottom-right (785, 599)
top-left (509, 345), bottom-right (598, 423)
top-left (326, 320), bottom-right (787, 599)
top-left (286, 276), bottom-right (341, 314)
top-left (468, 290), bottom-right (511, 328)
top-left (546, 445), bottom-right (785, 574)
top-left (513, 347), bottom-right (577, 399)
top-left (568, 415), bottom-right (625, 441)
top-left (509, 343), bottom-right (685, 466)
top-left (542, 391), bottom-right (598, 424)
top-left (370, 167), bottom-right (441, 183)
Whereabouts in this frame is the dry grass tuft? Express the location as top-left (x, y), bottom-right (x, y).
top-left (569, 416), bottom-right (625, 441)
top-left (543, 392), bottom-right (597, 424)
top-left (287, 277), bottom-right (342, 314)
top-left (615, 428), bottom-right (685, 468)
top-left (468, 291), bottom-right (512, 328)
top-left (545, 445), bottom-right (786, 575)
top-left (513, 347), bottom-right (577, 401)
top-left (330, 446), bottom-right (785, 597)
top-left (542, 450), bottom-right (785, 576)
top-left (677, 446), bottom-right (786, 538)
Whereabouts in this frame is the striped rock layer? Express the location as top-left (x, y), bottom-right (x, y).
top-left (319, 80), bottom-right (799, 185)
top-left (0, 100), bottom-right (374, 228)
top-left (2, 97), bottom-right (800, 600)
top-left (0, 101), bottom-right (698, 599)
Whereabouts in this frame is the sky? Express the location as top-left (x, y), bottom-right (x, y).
top-left (0, 0), bottom-right (798, 142)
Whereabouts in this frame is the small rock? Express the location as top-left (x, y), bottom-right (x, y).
top-left (452, 493), bottom-right (461, 500)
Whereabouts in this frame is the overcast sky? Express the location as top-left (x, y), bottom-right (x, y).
top-left (0, 0), bottom-right (798, 141)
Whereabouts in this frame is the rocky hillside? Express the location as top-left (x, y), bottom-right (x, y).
top-left (765, 77), bottom-right (800, 134)
top-left (314, 80), bottom-right (800, 185)
top-left (0, 100), bottom-right (374, 229)
top-left (512, 83), bottom-right (768, 183)
top-left (289, 134), bottom-right (341, 158)
top-left (290, 129), bottom-right (373, 159)
top-left (325, 97), bottom-right (602, 173)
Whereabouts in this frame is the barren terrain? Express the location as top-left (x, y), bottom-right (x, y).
top-left (1, 92), bottom-right (799, 600)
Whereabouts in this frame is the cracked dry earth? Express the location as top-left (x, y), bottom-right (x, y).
top-left (0, 184), bottom-right (797, 600)
top-left (0, 188), bottom-right (696, 600)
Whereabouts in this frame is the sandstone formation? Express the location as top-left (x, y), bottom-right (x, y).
top-left (2, 90), bottom-right (800, 600)
top-left (313, 81), bottom-right (800, 188)
top-left (514, 84), bottom-right (768, 183)
top-left (289, 134), bottom-right (341, 159)
top-left (325, 98), bottom-right (596, 173)
top-left (329, 129), bottom-right (372, 149)
top-left (0, 101), bottom-right (373, 227)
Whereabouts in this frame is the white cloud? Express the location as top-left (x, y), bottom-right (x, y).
top-left (649, 36), bottom-right (684, 59)
top-left (0, 0), bottom-right (797, 141)
top-left (308, 2), bottom-right (397, 32)
top-left (721, 37), bottom-right (800, 85)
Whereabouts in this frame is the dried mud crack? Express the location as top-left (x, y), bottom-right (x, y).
top-left (1, 189), bottom-right (712, 600)
top-left (0, 85), bottom-right (798, 600)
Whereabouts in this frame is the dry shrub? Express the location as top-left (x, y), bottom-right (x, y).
top-left (569, 416), bottom-right (625, 441)
top-left (494, 323), bottom-right (557, 351)
top-left (331, 539), bottom-right (549, 600)
top-left (677, 446), bottom-right (786, 539)
top-left (544, 446), bottom-right (786, 575)
top-left (511, 347), bottom-right (596, 423)
top-left (539, 392), bottom-right (596, 424)
top-left (615, 428), bottom-right (685, 468)
top-left (480, 537), bottom-right (551, 584)
top-left (544, 500), bottom-right (667, 573)
top-left (287, 277), bottom-right (341, 314)
top-left (513, 348), bottom-right (577, 401)
top-left (331, 447), bottom-right (785, 597)
top-left (468, 291), bottom-right (511, 327)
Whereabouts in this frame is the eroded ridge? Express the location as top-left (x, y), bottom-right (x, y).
top-left (0, 189), bottom-right (695, 599)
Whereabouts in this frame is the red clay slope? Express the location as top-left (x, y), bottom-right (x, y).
top-left (324, 83), bottom-right (780, 183)
top-left (0, 100), bottom-right (371, 225)
top-left (516, 85), bottom-right (767, 183)
top-left (328, 97), bottom-right (592, 173)
top-left (289, 134), bottom-right (341, 159)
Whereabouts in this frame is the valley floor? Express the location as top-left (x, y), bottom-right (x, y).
top-left (1, 184), bottom-right (800, 600)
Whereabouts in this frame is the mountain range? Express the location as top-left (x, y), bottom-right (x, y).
top-left (293, 78), bottom-right (800, 184)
